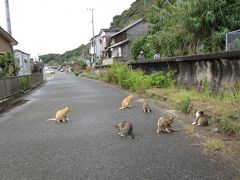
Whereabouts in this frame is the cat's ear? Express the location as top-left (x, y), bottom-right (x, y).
top-left (65, 107), bottom-right (70, 111)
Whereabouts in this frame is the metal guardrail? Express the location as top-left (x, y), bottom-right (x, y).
top-left (0, 73), bottom-right (43, 101)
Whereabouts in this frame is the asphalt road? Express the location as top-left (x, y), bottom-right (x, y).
top-left (0, 72), bottom-right (239, 180)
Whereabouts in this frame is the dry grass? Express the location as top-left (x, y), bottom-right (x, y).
top-left (202, 138), bottom-right (227, 152)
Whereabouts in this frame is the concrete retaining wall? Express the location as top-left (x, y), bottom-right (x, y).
top-left (127, 50), bottom-right (240, 91)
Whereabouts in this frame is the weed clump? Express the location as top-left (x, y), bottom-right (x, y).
top-left (179, 96), bottom-right (192, 114)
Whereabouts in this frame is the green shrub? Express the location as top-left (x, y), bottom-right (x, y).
top-left (123, 70), bottom-right (151, 93)
top-left (131, 35), bottom-right (155, 60)
top-left (149, 71), bottom-right (175, 88)
top-left (21, 76), bottom-right (31, 91)
top-left (179, 96), bottom-right (191, 113)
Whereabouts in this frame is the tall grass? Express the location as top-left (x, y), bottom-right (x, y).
top-left (102, 63), bottom-right (120, 84)
top-left (100, 63), bottom-right (174, 94)
top-left (116, 64), bottom-right (129, 87)
top-left (219, 82), bottom-right (240, 102)
top-left (21, 76), bottom-right (31, 91)
top-left (219, 117), bottom-right (240, 138)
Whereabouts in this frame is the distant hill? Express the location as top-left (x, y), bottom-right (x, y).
top-left (39, 44), bottom-right (90, 64)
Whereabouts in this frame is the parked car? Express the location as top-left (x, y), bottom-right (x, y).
top-left (44, 67), bottom-right (55, 75)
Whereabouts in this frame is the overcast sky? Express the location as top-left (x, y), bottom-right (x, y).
top-left (0, 0), bottom-right (135, 58)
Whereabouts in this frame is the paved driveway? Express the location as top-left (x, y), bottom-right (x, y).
top-left (0, 72), bottom-right (239, 180)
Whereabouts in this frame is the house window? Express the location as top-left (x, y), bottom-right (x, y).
top-left (111, 48), bottom-right (116, 57)
top-left (15, 58), bottom-right (20, 64)
top-left (24, 59), bottom-right (28, 63)
top-left (118, 47), bottom-right (122, 57)
top-left (99, 39), bottom-right (102, 44)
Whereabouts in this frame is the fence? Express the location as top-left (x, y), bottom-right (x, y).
top-left (0, 73), bottom-right (43, 101)
top-left (226, 30), bottom-right (240, 51)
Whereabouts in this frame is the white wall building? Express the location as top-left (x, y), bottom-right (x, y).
top-left (89, 29), bottom-right (119, 65)
top-left (14, 49), bottom-right (31, 76)
top-left (89, 34), bottom-right (101, 64)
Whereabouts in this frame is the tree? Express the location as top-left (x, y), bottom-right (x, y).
top-left (144, 0), bottom-right (240, 56)
top-left (0, 53), bottom-right (19, 77)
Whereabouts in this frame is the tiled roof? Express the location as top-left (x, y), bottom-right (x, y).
top-left (0, 26), bottom-right (18, 45)
top-left (111, 18), bottom-right (145, 38)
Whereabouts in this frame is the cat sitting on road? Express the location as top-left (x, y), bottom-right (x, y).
top-left (119, 95), bottom-right (133, 110)
top-left (192, 110), bottom-right (208, 126)
top-left (157, 116), bottom-right (174, 133)
top-left (47, 107), bottom-right (70, 123)
top-left (143, 100), bottom-right (152, 113)
top-left (115, 121), bottom-right (134, 139)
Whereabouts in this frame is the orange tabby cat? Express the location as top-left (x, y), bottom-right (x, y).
top-left (119, 95), bottom-right (133, 110)
top-left (47, 107), bottom-right (70, 123)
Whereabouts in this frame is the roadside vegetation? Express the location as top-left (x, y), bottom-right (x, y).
top-left (202, 138), bottom-right (228, 152)
top-left (130, 0), bottom-right (240, 59)
top-left (146, 84), bottom-right (240, 139)
top-left (0, 53), bottom-right (19, 78)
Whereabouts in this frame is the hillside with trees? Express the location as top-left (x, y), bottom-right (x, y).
top-left (39, 44), bottom-right (90, 65)
top-left (110, 0), bottom-right (153, 30)
top-left (130, 0), bottom-right (240, 59)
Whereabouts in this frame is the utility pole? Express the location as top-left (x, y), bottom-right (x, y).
top-left (5, 0), bottom-right (12, 35)
top-left (87, 8), bottom-right (97, 65)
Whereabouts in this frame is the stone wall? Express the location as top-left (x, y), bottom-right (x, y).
top-left (128, 50), bottom-right (240, 91)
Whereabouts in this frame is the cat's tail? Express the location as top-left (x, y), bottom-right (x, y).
top-left (47, 118), bottom-right (56, 121)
